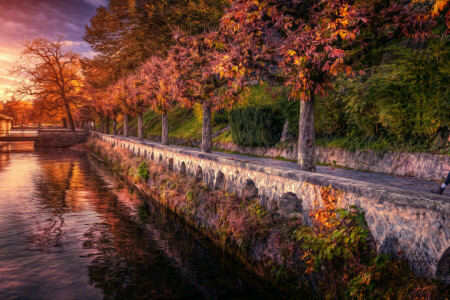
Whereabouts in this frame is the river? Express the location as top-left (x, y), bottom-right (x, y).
top-left (0, 142), bottom-right (275, 300)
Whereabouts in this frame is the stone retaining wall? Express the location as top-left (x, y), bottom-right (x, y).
top-left (35, 130), bottom-right (88, 147)
top-left (92, 132), bottom-right (450, 283)
top-left (316, 147), bottom-right (449, 181)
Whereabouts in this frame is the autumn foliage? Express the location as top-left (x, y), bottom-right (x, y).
top-left (79, 0), bottom-right (448, 161)
top-left (293, 185), bottom-right (442, 299)
top-left (11, 36), bottom-right (84, 130)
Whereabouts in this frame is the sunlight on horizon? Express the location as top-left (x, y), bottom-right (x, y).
top-left (0, 0), bottom-right (101, 101)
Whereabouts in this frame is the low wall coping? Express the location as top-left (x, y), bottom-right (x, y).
top-left (94, 133), bottom-right (449, 214)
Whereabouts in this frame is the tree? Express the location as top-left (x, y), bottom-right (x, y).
top-left (221, 0), bottom-right (446, 171)
top-left (139, 56), bottom-right (180, 145)
top-left (0, 100), bottom-right (33, 127)
top-left (11, 36), bottom-right (83, 131)
top-left (173, 30), bottom-right (243, 152)
top-left (109, 78), bottom-right (129, 137)
top-left (82, 0), bottom-right (230, 90)
top-left (125, 74), bottom-right (148, 140)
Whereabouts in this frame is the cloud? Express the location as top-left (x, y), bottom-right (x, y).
top-left (65, 40), bottom-right (96, 58)
top-left (0, 49), bottom-right (17, 64)
top-left (0, 0), bottom-right (99, 98)
top-left (83, 0), bottom-right (107, 7)
top-left (0, 17), bottom-right (36, 42)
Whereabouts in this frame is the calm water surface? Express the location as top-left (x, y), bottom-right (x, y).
top-left (0, 142), bottom-right (274, 300)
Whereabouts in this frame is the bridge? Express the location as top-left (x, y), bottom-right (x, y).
top-left (0, 129), bottom-right (39, 141)
top-left (0, 128), bottom-right (88, 147)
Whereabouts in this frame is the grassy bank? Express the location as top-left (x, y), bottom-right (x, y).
top-left (88, 138), bottom-right (445, 299)
top-left (106, 105), bottom-right (449, 156)
top-left (120, 106), bottom-right (229, 142)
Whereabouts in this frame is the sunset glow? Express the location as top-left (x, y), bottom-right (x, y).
top-left (0, 0), bottom-right (103, 101)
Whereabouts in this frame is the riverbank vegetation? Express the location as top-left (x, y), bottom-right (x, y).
top-left (88, 138), bottom-right (445, 299)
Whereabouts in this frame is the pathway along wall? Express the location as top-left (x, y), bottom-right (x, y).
top-left (92, 132), bottom-right (450, 283)
top-left (148, 134), bottom-right (449, 181)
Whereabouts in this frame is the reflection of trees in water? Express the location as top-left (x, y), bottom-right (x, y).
top-left (81, 185), bottom-right (203, 299)
top-left (0, 142), bottom-right (35, 173)
top-left (25, 150), bottom-right (263, 299)
top-left (82, 168), bottom-right (262, 300)
top-left (0, 143), bottom-right (12, 173)
top-left (0, 153), bottom-right (10, 173)
top-left (30, 150), bottom-right (90, 251)
top-left (30, 208), bottom-right (66, 249)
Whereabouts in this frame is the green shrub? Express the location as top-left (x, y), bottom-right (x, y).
top-left (343, 44), bottom-right (449, 140)
top-left (230, 105), bottom-right (284, 147)
top-left (238, 82), bottom-right (286, 107)
top-left (277, 95), bottom-right (347, 138)
top-left (213, 109), bottom-right (229, 125)
top-left (277, 98), bottom-right (299, 136)
top-left (229, 83), bottom-right (287, 147)
top-left (137, 162), bottom-right (149, 182)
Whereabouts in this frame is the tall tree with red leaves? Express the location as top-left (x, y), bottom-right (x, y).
top-left (221, 0), bottom-right (447, 171)
top-left (172, 30), bottom-right (244, 153)
top-left (139, 55), bottom-right (180, 145)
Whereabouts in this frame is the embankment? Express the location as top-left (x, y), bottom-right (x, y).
top-left (89, 138), bottom-right (312, 297)
top-left (88, 134), bottom-right (447, 298)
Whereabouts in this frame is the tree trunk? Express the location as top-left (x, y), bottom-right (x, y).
top-left (202, 102), bottom-right (212, 153)
top-left (63, 102), bottom-right (75, 131)
top-left (112, 119), bottom-right (117, 135)
top-left (138, 114), bottom-right (144, 140)
top-left (105, 118), bottom-right (109, 134)
top-left (82, 120), bottom-right (88, 132)
top-left (161, 111), bottom-right (169, 145)
top-left (92, 119), bottom-right (95, 132)
top-left (100, 117), bottom-right (104, 133)
top-left (62, 118), bottom-right (67, 129)
top-left (123, 114), bottom-right (129, 137)
top-left (298, 95), bottom-right (316, 172)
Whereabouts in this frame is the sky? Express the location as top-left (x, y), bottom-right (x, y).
top-left (0, 0), bottom-right (106, 101)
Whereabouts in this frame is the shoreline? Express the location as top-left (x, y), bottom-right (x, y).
top-left (88, 137), bottom-right (446, 299)
top-left (88, 138), bottom-right (314, 297)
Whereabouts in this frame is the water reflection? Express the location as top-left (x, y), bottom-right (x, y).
top-left (0, 143), bottom-right (274, 299)
top-left (0, 143), bottom-right (11, 174)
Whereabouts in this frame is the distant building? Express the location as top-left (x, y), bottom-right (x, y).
top-left (0, 114), bottom-right (13, 136)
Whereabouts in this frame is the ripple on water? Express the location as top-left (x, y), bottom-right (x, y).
top-left (0, 142), bottom-right (273, 299)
